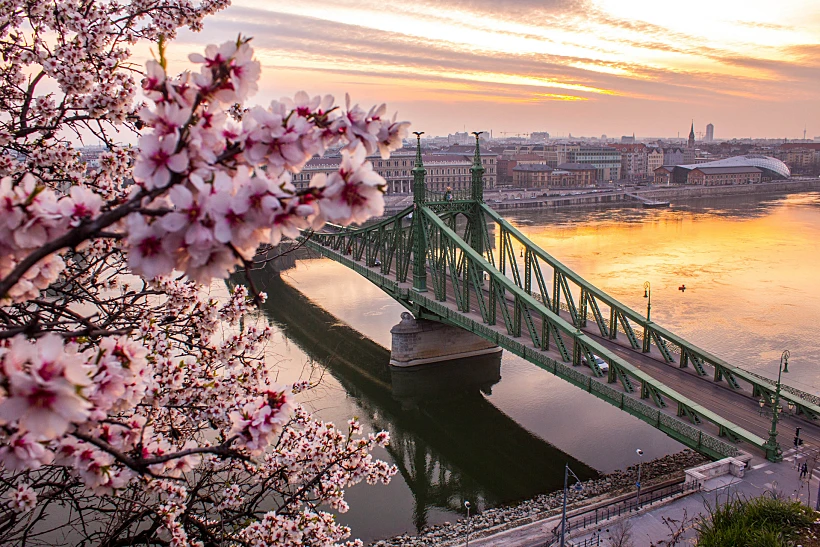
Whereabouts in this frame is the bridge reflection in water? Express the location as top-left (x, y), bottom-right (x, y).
top-left (248, 269), bottom-right (597, 532)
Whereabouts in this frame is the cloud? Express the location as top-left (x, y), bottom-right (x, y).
top-left (170, 1), bottom-right (820, 137)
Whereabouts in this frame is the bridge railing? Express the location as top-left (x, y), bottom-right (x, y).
top-left (561, 480), bottom-right (700, 538)
top-left (480, 203), bottom-right (820, 422)
top-left (405, 285), bottom-right (742, 460)
top-left (418, 208), bottom-right (761, 457)
top-left (303, 201), bottom-right (768, 459)
top-left (425, 188), bottom-right (472, 202)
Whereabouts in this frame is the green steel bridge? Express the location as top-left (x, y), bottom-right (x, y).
top-left (302, 133), bottom-right (820, 463)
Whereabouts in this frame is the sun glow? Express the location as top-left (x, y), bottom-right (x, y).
top-left (184, 0), bottom-right (820, 135)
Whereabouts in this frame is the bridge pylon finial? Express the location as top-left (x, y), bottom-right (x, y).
top-left (470, 131), bottom-right (485, 202)
top-left (412, 131), bottom-right (425, 170)
top-left (471, 131), bottom-right (484, 168)
top-left (412, 131), bottom-right (426, 205)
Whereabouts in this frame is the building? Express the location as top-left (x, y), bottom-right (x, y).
top-left (447, 132), bottom-right (489, 145)
top-left (512, 164), bottom-right (595, 188)
top-left (611, 143), bottom-right (648, 181)
top-left (653, 155), bottom-right (789, 185)
top-left (776, 143), bottom-right (820, 174)
top-left (662, 147), bottom-right (685, 166)
top-left (498, 154), bottom-right (546, 185)
top-left (647, 147), bottom-right (664, 174)
top-left (687, 166), bottom-right (762, 185)
top-left (541, 144), bottom-right (579, 168)
top-left (442, 145), bottom-right (498, 187)
top-left (566, 146), bottom-right (621, 181)
top-left (781, 147), bottom-right (818, 171)
top-left (620, 134), bottom-right (636, 144)
top-left (555, 163), bottom-right (597, 186)
top-left (79, 145), bottom-right (109, 169)
top-left (687, 155), bottom-right (790, 179)
top-left (295, 148), bottom-right (497, 194)
top-left (705, 123), bottom-right (714, 142)
top-left (512, 164), bottom-right (553, 187)
top-left (653, 165), bottom-right (688, 185)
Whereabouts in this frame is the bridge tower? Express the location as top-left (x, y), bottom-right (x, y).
top-left (412, 131), bottom-right (427, 293)
top-left (469, 132), bottom-right (485, 258)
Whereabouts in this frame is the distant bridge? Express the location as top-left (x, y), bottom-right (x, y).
top-left (302, 134), bottom-right (820, 462)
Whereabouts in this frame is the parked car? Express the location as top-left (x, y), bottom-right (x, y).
top-left (582, 354), bottom-right (609, 373)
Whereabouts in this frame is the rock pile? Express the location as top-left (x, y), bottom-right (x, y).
top-left (370, 449), bottom-right (707, 547)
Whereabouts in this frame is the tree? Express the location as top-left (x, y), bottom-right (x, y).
top-left (0, 1), bottom-right (410, 545)
top-left (606, 519), bottom-right (634, 547)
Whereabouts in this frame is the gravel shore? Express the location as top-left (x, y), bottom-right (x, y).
top-left (370, 449), bottom-right (708, 546)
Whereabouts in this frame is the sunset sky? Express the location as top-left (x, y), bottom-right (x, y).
top-left (172, 0), bottom-right (820, 139)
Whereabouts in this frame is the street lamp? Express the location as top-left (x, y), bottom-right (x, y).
top-left (636, 449), bottom-right (644, 508)
top-left (642, 282), bottom-right (651, 353)
top-left (643, 282), bottom-right (651, 322)
top-left (559, 464), bottom-right (584, 547)
top-left (763, 350), bottom-right (790, 462)
top-left (464, 500), bottom-right (471, 547)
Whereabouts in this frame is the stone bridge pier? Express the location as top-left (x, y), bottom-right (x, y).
top-left (389, 312), bottom-right (502, 367)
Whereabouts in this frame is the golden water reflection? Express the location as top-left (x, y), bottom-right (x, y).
top-left (506, 192), bottom-right (820, 393)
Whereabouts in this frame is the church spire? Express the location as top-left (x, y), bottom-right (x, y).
top-left (688, 121), bottom-right (695, 148)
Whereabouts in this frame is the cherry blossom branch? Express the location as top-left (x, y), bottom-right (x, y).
top-left (0, 186), bottom-right (160, 301)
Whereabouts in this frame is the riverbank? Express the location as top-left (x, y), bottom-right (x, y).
top-left (382, 178), bottom-right (820, 214)
top-left (370, 449), bottom-right (708, 547)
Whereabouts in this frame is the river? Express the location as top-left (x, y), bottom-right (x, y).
top-left (246, 190), bottom-right (820, 543)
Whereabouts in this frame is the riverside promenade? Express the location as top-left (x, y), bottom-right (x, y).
top-left (462, 446), bottom-right (816, 547)
top-left (382, 178), bottom-right (820, 215)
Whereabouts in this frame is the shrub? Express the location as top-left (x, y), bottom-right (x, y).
top-left (696, 495), bottom-right (814, 547)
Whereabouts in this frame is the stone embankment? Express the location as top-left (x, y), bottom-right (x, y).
top-left (382, 178), bottom-right (820, 215)
top-left (489, 179), bottom-right (820, 211)
top-left (370, 449), bottom-right (708, 547)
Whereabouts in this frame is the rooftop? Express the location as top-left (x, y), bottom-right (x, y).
top-left (512, 164), bottom-right (553, 172)
top-left (442, 144), bottom-right (498, 156)
top-left (557, 162), bottom-right (597, 170)
top-left (692, 166), bottom-right (763, 175)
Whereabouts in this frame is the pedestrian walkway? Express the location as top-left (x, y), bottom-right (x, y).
top-left (461, 447), bottom-right (818, 547)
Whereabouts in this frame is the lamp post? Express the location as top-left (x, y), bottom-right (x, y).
top-left (464, 500), bottom-right (471, 547)
top-left (642, 282), bottom-right (651, 353)
top-left (559, 464), bottom-right (583, 547)
top-left (636, 448), bottom-right (644, 508)
top-left (763, 350), bottom-right (790, 462)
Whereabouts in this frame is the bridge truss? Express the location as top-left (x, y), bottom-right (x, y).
top-left (302, 134), bottom-right (820, 462)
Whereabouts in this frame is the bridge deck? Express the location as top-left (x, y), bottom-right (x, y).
top-left (584, 323), bottom-right (819, 453)
top-left (307, 242), bottom-right (820, 460)
top-left (439, 272), bottom-right (820, 458)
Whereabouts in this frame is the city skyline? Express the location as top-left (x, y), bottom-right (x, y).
top-left (168, 0), bottom-right (820, 139)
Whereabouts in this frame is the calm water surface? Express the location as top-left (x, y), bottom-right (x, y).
top-left (249, 191), bottom-right (820, 543)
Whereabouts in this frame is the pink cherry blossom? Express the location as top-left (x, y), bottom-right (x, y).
top-left (0, 334), bottom-right (93, 439)
top-left (125, 214), bottom-right (179, 279)
top-left (312, 143), bottom-right (386, 225)
top-left (133, 133), bottom-right (189, 189)
top-left (59, 185), bottom-right (104, 226)
top-left (0, 433), bottom-right (55, 471)
top-left (0, 25), bottom-right (406, 546)
top-left (6, 483), bottom-right (37, 513)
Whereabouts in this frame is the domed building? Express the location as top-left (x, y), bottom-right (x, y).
top-left (685, 155), bottom-right (791, 179)
top-left (654, 155), bottom-right (790, 185)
